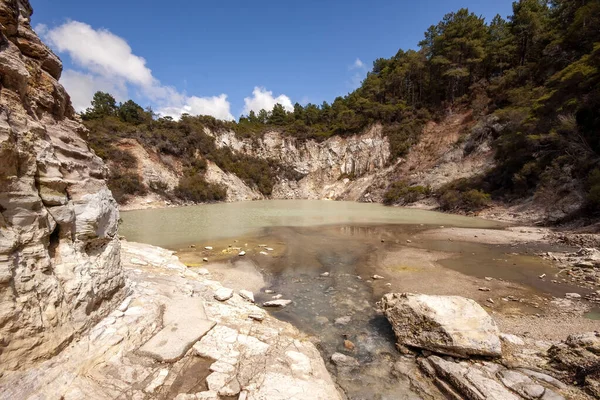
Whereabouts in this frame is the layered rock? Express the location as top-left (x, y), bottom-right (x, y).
top-left (0, 241), bottom-right (343, 399)
top-left (209, 125), bottom-right (393, 200)
top-left (381, 293), bottom-right (502, 358)
top-left (0, 0), bottom-right (124, 371)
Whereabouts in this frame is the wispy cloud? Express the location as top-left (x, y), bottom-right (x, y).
top-left (348, 58), bottom-right (368, 88)
top-left (351, 58), bottom-right (365, 70)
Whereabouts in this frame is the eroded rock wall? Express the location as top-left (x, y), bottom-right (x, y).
top-left (0, 0), bottom-right (124, 371)
top-left (210, 124), bottom-right (393, 200)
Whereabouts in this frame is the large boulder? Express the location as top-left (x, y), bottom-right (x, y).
top-left (381, 293), bottom-right (502, 358)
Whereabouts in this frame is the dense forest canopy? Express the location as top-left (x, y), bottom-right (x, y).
top-left (82, 0), bottom-right (600, 215)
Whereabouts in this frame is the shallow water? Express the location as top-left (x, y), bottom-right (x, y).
top-left (120, 201), bottom-right (584, 399)
top-left (120, 200), bottom-right (504, 248)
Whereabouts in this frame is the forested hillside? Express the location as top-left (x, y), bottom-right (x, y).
top-left (81, 0), bottom-right (600, 221)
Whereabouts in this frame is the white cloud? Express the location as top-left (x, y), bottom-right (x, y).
top-left (351, 58), bottom-right (365, 70)
top-left (158, 94), bottom-right (234, 121)
top-left (41, 21), bottom-right (233, 120)
top-left (242, 87), bottom-right (293, 115)
top-left (45, 21), bottom-right (153, 87)
top-left (61, 70), bottom-right (127, 111)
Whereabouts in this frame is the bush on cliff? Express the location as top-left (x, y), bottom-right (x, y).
top-left (384, 181), bottom-right (430, 205)
top-left (174, 174), bottom-right (227, 203)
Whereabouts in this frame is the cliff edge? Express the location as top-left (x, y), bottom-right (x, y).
top-left (0, 0), bottom-right (124, 371)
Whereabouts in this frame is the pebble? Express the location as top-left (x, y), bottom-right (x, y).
top-left (344, 340), bottom-right (356, 351)
top-left (272, 294), bottom-right (283, 300)
top-left (539, 274), bottom-right (546, 279)
top-left (264, 289), bottom-right (275, 294)
top-left (485, 277), bottom-right (493, 281)
top-left (406, 240), bottom-right (412, 243)
top-left (214, 288), bottom-right (233, 301)
top-left (238, 251), bottom-right (246, 256)
top-left (372, 275), bottom-right (385, 280)
top-left (479, 287), bottom-right (491, 292)
top-left (248, 312), bottom-right (265, 321)
top-left (565, 292), bottom-right (581, 299)
top-left (320, 272), bottom-right (330, 277)
top-left (259, 251), bottom-right (268, 255)
top-left (204, 246), bottom-right (213, 250)
top-left (266, 248), bottom-right (274, 251)
top-left (335, 316), bottom-right (351, 325)
top-left (203, 257), bottom-right (208, 262)
top-left (487, 298), bottom-right (495, 304)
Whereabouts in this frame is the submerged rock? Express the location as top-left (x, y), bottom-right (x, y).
top-left (263, 299), bottom-right (292, 307)
top-left (331, 353), bottom-right (359, 367)
top-left (381, 293), bottom-right (502, 358)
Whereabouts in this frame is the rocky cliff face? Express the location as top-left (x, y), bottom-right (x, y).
top-left (0, 0), bottom-right (124, 371)
top-left (210, 124), bottom-right (393, 200)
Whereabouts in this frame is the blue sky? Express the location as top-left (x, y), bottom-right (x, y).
top-left (32, 0), bottom-right (514, 120)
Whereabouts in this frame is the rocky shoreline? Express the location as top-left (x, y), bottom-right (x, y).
top-left (2, 240), bottom-right (598, 399)
top-left (0, 241), bottom-right (342, 399)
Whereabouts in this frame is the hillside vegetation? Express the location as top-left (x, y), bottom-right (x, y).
top-left (81, 0), bottom-right (600, 221)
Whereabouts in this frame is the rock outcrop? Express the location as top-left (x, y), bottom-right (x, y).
top-left (209, 125), bottom-right (393, 201)
top-left (382, 293), bottom-right (592, 399)
top-left (381, 293), bottom-right (502, 358)
top-left (549, 332), bottom-right (600, 397)
top-left (0, 0), bottom-right (124, 371)
top-left (0, 241), bottom-right (343, 399)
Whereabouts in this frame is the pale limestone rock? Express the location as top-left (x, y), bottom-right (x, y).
top-left (381, 293), bottom-right (501, 358)
top-left (144, 368), bottom-right (169, 393)
top-left (239, 289), bottom-right (255, 303)
top-left (0, 0), bottom-right (124, 372)
top-left (263, 299), bottom-right (292, 307)
top-left (208, 126), bottom-right (392, 201)
top-left (497, 369), bottom-right (545, 399)
top-left (0, 241), bottom-right (343, 399)
top-left (214, 287), bottom-right (234, 301)
top-left (426, 356), bottom-right (521, 400)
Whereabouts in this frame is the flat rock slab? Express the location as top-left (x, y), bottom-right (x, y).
top-left (139, 320), bottom-right (216, 362)
top-left (138, 296), bottom-right (216, 362)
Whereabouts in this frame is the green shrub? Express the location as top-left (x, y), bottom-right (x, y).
top-left (149, 180), bottom-right (169, 195)
top-left (586, 168), bottom-right (600, 208)
top-left (174, 174), bottom-right (227, 203)
top-left (384, 181), bottom-right (430, 205)
top-left (438, 187), bottom-right (490, 211)
top-left (108, 171), bottom-right (146, 204)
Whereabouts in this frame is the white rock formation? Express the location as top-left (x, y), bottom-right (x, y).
top-left (381, 293), bottom-right (502, 358)
top-left (207, 125), bottom-right (393, 201)
top-left (0, 0), bottom-right (124, 371)
top-left (0, 241), bottom-right (344, 399)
